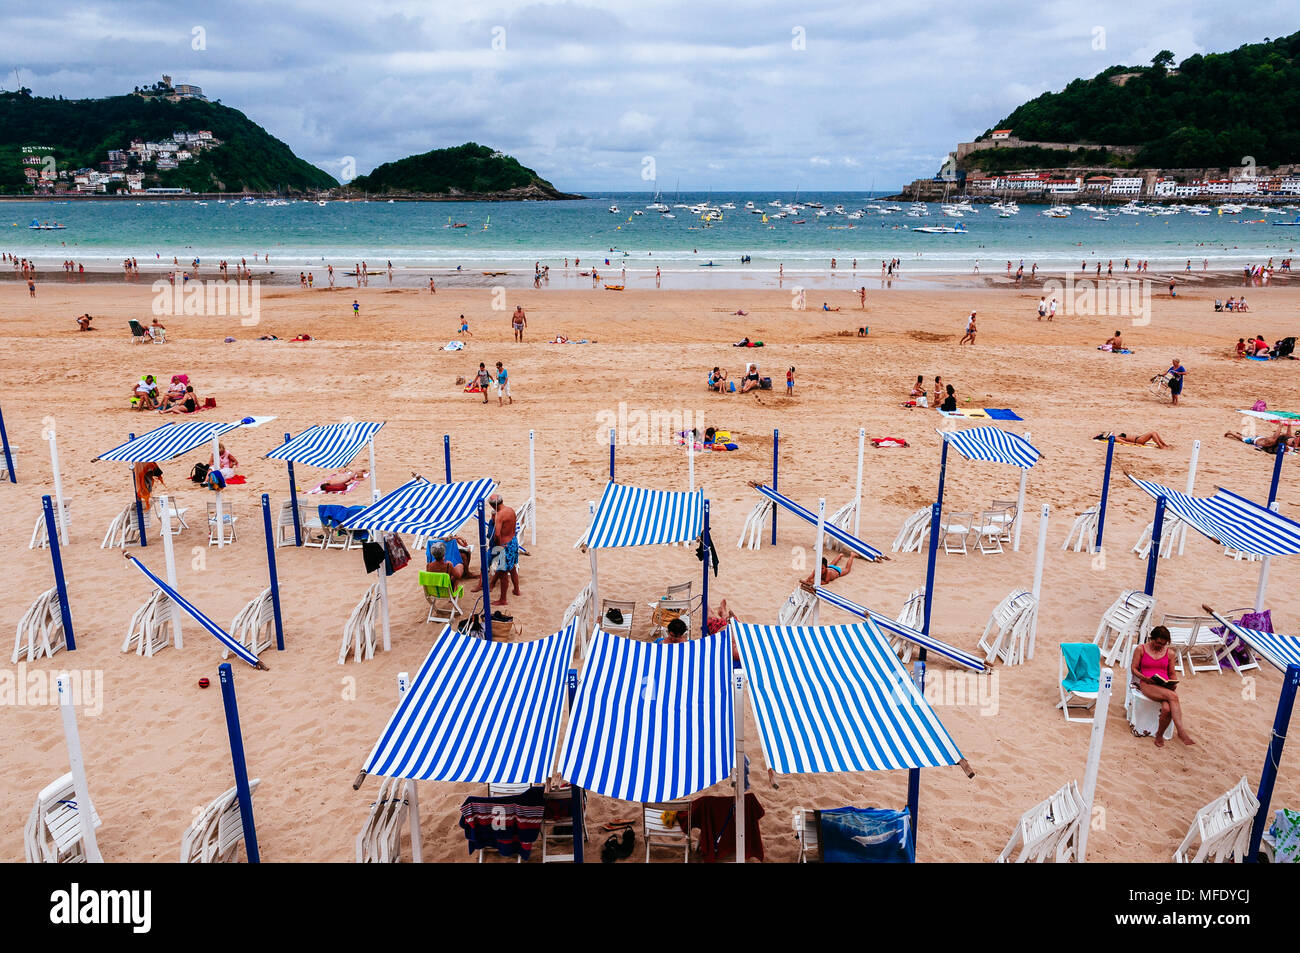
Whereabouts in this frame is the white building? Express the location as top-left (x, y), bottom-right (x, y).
top-left (1109, 177), bottom-right (1144, 195)
top-left (1151, 178), bottom-right (1177, 197)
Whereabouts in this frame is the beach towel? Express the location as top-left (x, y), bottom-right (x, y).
top-left (688, 793), bottom-right (765, 863)
top-left (442, 341), bottom-right (465, 351)
top-left (817, 808), bottom-right (915, 863)
top-left (424, 538), bottom-right (464, 568)
top-left (1265, 809), bottom-right (1300, 863)
top-left (463, 383), bottom-right (483, 393)
top-left (1210, 609), bottom-right (1272, 670)
top-left (871, 437), bottom-right (909, 448)
top-left (459, 786), bottom-right (545, 860)
top-left (983, 408), bottom-right (1023, 421)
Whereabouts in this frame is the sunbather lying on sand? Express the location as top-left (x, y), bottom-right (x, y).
top-left (1224, 428), bottom-right (1297, 453)
top-left (1094, 431), bottom-right (1170, 449)
top-left (317, 469), bottom-right (369, 492)
top-left (801, 553), bottom-right (854, 588)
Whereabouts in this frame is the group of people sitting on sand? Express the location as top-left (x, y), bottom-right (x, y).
top-left (709, 363), bottom-right (765, 394)
top-left (1216, 297), bottom-right (1250, 312)
top-left (906, 374), bottom-right (958, 412)
top-left (1235, 335), bottom-right (1295, 359)
top-left (131, 373), bottom-right (202, 413)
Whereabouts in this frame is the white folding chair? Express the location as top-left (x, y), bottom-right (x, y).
top-left (941, 512), bottom-right (973, 554)
top-left (600, 599), bottom-right (635, 637)
top-left (793, 807), bottom-right (820, 863)
top-left (1175, 778), bottom-right (1259, 863)
top-left (644, 801), bottom-right (692, 862)
top-left (976, 510), bottom-right (1005, 554)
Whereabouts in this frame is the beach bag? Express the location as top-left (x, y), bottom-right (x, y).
top-left (1253, 400), bottom-right (1268, 411)
top-left (759, 377), bottom-right (772, 390)
top-left (457, 612), bottom-right (485, 639)
top-left (728, 381), bottom-right (736, 393)
top-left (206, 470), bottom-right (226, 490)
top-left (190, 462), bottom-right (210, 484)
top-left (605, 607), bottom-right (624, 626)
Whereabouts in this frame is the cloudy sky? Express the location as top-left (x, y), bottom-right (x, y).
top-left (2, 2), bottom-right (1291, 190)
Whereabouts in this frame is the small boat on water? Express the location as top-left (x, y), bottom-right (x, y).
top-left (912, 223), bottom-right (968, 234)
top-left (482, 271), bottom-right (507, 277)
top-left (603, 284), bottom-right (625, 290)
top-left (608, 205), bottom-right (620, 213)
top-left (28, 219), bottom-right (66, 230)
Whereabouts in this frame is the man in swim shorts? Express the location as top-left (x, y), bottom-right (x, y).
top-left (476, 493), bottom-right (520, 605)
top-left (512, 305), bottom-right (527, 342)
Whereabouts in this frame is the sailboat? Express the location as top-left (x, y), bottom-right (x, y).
top-left (645, 184), bottom-right (669, 213)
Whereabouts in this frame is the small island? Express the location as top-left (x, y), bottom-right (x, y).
top-left (341, 142), bottom-right (584, 200)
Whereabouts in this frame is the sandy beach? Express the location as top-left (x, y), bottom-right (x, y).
top-left (3, 276), bottom-right (1298, 863)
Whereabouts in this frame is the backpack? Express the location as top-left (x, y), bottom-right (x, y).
top-left (190, 462), bottom-right (210, 484)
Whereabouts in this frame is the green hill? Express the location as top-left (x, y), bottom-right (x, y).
top-left (977, 32), bottom-right (1300, 170)
top-left (345, 142), bottom-right (578, 199)
top-left (0, 88), bottom-right (338, 193)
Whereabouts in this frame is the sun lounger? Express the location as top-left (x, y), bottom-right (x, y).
top-left (180, 780), bottom-right (260, 863)
top-left (13, 587), bottom-right (66, 663)
top-left (892, 506), bottom-right (932, 554)
top-left (1160, 612), bottom-right (1226, 676)
top-left (977, 589), bottom-right (1036, 665)
top-left (778, 586), bottom-right (817, 626)
top-left (997, 781), bottom-right (1083, 863)
top-left (1094, 590), bottom-right (1154, 666)
top-left (737, 495), bottom-right (775, 550)
top-left (227, 587), bottom-right (277, 658)
top-left (29, 501), bottom-right (70, 550)
top-left (1063, 507), bottom-right (1099, 553)
top-left (339, 581), bottom-right (384, 664)
top-left (1132, 513), bottom-right (1183, 560)
top-left (101, 502), bottom-right (152, 549)
top-left (128, 319), bottom-right (150, 344)
top-left (25, 773), bottom-right (102, 863)
top-left (355, 776), bottom-right (409, 863)
top-left (122, 588), bottom-right (178, 657)
top-left (1174, 777), bottom-right (1259, 863)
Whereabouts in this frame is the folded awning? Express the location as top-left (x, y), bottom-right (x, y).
top-left (753, 483), bottom-right (883, 560)
top-left (344, 477), bottom-right (496, 537)
top-left (1128, 477), bottom-right (1300, 557)
top-left (266, 422), bottom-right (384, 470)
top-left (814, 586), bottom-right (985, 671)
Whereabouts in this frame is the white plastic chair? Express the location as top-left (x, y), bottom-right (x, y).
top-left (644, 801), bottom-right (692, 862)
top-left (1175, 777), bottom-right (1259, 863)
top-left (941, 512), bottom-right (973, 554)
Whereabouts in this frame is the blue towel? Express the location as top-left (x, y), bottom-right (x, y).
top-left (425, 538), bottom-right (463, 567)
top-left (984, 408), bottom-right (1023, 421)
top-left (818, 808), bottom-right (915, 863)
top-left (318, 504), bottom-right (368, 540)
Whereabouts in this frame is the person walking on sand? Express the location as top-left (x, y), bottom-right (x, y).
top-left (1165, 357), bottom-right (1186, 405)
top-left (458, 315), bottom-right (471, 336)
top-left (960, 311), bottom-right (977, 345)
top-left (429, 277), bottom-right (436, 294)
top-left (475, 363), bottom-right (492, 404)
top-left (1037, 296), bottom-right (1047, 320)
top-left (1048, 296), bottom-right (1058, 321)
top-left (495, 361), bottom-right (512, 405)
top-left (511, 305), bottom-right (527, 342)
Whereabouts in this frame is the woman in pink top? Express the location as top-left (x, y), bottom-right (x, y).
top-left (1131, 626), bottom-right (1194, 748)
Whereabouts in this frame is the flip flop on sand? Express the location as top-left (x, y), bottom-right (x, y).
top-left (602, 819), bottom-right (636, 831)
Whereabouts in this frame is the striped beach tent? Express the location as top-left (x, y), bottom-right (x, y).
top-left (559, 628), bottom-right (734, 802)
top-left (266, 422), bottom-right (384, 470)
top-left (95, 421), bottom-right (245, 463)
top-left (731, 620), bottom-right (964, 775)
top-left (124, 554), bottom-right (263, 668)
top-left (754, 483), bottom-right (883, 560)
top-left (814, 586), bottom-right (985, 671)
top-left (364, 622), bottom-right (576, 783)
top-left (1127, 478), bottom-right (1300, 557)
top-left (1216, 621), bottom-right (1300, 673)
top-left (942, 425), bottom-right (1041, 469)
top-left (576, 481), bottom-right (703, 549)
top-left (344, 477), bottom-right (496, 537)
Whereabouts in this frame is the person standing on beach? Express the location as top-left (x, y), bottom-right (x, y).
top-left (859, 287), bottom-right (866, 309)
top-left (786, 366), bottom-right (795, 396)
top-left (458, 315), bottom-right (471, 336)
top-left (475, 363), bottom-right (492, 404)
top-left (352, 299), bottom-right (359, 317)
top-left (511, 305), bottom-right (527, 342)
top-left (429, 277), bottom-right (436, 294)
top-left (1048, 297), bottom-right (1058, 321)
top-left (656, 266), bottom-right (661, 287)
top-left (327, 264), bottom-right (334, 287)
top-left (474, 493), bottom-right (520, 605)
top-left (1166, 358), bottom-right (1186, 406)
top-left (28, 278), bottom-right (36, 297)
top-left (1037, 297), bottom-right (1047, 320)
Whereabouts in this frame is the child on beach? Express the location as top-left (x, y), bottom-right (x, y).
top-left (786, 367), bottom-right (794, 396)
top-left (475, 363), bottom-right (492, 404)
top-left (458, 315), bottom-right (471, 336)
top-left (352, 300), bottom-right (360, 316)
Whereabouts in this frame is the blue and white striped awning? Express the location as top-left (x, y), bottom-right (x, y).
top-left (814, 587), bottom-right (985, 671)
top-left (1128, 477), bottom-right (1300, 557)
top-left (731, 620), bottom-right (965, 775)
top-left (96, 421), bottom-right (243, 463)
top-left (754, 484), bottom-right (883, 560)
top-left (1215, 621), bottom-right (1300, 673)
top-left (124, 555), bottom-right (262, 668)
top-left (559, 629), bottom-right (734, 802)
top-left (577, 482), bottom-right (704, 549)
top-left (942, 426), bottom-right (1040, 469)
top-left (364, 622), bottom-right (576, 782)
top-left (266, 422), bottom-right (384, 470)
top-left (344, 477), bottom-right (496, 537)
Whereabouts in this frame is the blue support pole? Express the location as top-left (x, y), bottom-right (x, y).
top-left (701, 500), bottom-right (711, 639)
top-left (443, 434), bottom-right (452, 483)
top-left (1268, 445), bottom-right (1285, 507)
top-left (43, 495), bottom-right (76, 651)
top-left (1144, 496), bottom-right (1166, 597)
top-left (609, 428), bottom-right (615, 482)
top-left (260, 495), bottom-right (285, 651)
top-left (129, 433), bottom-right (148, 548)
top-left (567, 669), bottom-right (585, 863)
top-left (218, 663), bottom-right (260, 863)
top-left (0, 400), bottom-right (15, 483)
top-left (478, 504), bottom-right (493, 642)
top-left (1247, 663), bottom-right (1300, 861)
top-left (920, 440), bottom-right (950, 638)
top-left (1095, 435), bottom-right (1115, 549)
top-left (283, 433), bottom-right (302, 547)
top-left (770, 429), bottom-right (779, 545)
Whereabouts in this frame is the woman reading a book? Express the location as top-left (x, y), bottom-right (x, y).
top-left (1131, 626), bottom-right (1195, 748)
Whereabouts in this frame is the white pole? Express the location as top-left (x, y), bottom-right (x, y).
top-left (1255, 501), bottom-right (1278, 611)
top-left (733, 668), bottom-right (746, 864)
top-left (528, 429), bottom-right (537, 547)
top-left (49, 432), bottom-right (68, 545)
top-left (587, 502), bottom-right (599, 651)
top-left (1028, 504), bottom-right (1049, 660)
top-left (397, 672), bottom-right (423, 863)
top-left (1178, 440), bottom-right (1200, 556)
top-left (1013, 431), bottom-right (1030, 552)
top-left (378, 534), bottom-right (392, 653)
top-left (57, 674), bottom-right (103, 863)
top-left (854, 427), bottom-right (865, 537)
top-left (368, 439), bottom-right (379, 502)
top-left (158, 493), bottom-right (184, 649)
top-left (813, 498), bottom-right (826, 625)
top-left (211, 433), bottom-right (225, 549)
top-left (1076, 667), bottom-right (1113, 862)
top-left (688, 437), bottom-right (695, 493)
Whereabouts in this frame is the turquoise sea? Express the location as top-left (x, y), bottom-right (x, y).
top-left (9, 192), bottom-right (1299, 286)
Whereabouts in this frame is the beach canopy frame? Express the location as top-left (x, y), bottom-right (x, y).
top-left (266, 422), bottom-right (385, 546)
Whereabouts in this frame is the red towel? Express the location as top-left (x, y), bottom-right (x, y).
top-left (689, 793), bottom-right (765, 862)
